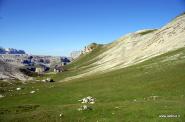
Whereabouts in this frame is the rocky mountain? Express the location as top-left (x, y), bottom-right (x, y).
top-left (70, 43), bottom-right (98, 60)
top-left (64, 13), bottom-right (185, 81)
top-left (0, 60), bottom-right (29, 81)
top-left (0, 47), bottom-right (26, 54)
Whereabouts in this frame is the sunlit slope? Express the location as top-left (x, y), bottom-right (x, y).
top-left (62, 13), bottom-right (185, 81)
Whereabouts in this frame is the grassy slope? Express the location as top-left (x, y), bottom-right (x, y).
top-left (65, 44), bottom-right (105, 70)
top-left (40, 44), bottom-right (107, 81)
top-left (0, 47), bottom-right (185, 122)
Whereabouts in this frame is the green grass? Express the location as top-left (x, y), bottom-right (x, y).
top-left (0, 48), bottom-right (185, 122)
top-left (66, 44), bottom-right (105, 69)
top-left (138, 29), bottom-right (157, 35)
top-left (38, 44), bottom-right (107, 82)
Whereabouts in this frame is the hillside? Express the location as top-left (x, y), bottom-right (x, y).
top-left (62, 13), bottom-right (185, 81)
top-left (0, 47), bottom-right (185, 121)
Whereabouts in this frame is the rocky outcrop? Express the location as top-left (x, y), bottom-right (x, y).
top-left (0, 60), bottom-right (29, 81)
top-left (82, 43), bottom-right (98, 54)
top-left (71, 43), bottom-right (99, 60)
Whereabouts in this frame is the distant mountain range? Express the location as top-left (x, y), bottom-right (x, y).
top-left (0, 47), bottom-right (26, 54)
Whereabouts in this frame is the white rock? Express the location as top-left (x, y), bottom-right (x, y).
top-left (42, 79), bottom-right (46, 82)
top-left (78, 99), bottom-right (82, 102)
top-left (80, 96), bottom-right (96, 104)
top-left (30, 91), bottom-right (35, 94)
top-left (115, 107), bottom-right (120, 109)
top-left (16, 87), bottom-right (21, 91)
top-left (90, 101), bottom-right (95, 104)
top-left (82, 105), bottom-right (88, 110)
top-left (0, 94), bottom-right (4, 98)
top-left (46, 78), bottom-right (51, 82)
top-left (82, 98), bottom-right (88, 103)
top-left (87, 96), bottom-right (92, 99)
top-left (59, 113), bottom-right (64, 117)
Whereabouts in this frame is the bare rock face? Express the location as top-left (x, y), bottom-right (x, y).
top-left (0, 60), bottom-right (29, 81)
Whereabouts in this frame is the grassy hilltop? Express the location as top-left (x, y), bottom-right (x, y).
top-left (0, 47), bottom-right (185, 122)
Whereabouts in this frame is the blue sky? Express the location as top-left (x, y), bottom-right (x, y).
top-left (0, 0), bottom-right (185, 56)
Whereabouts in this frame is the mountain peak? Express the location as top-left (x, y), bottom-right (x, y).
top-left (0, 47), bottom-right (26, 54)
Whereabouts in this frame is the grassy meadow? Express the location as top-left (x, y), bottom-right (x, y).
top-left (0, 47), bottom-right (185, 122)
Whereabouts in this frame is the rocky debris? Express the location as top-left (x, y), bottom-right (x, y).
top-left (0, 94), bottom-right (4, 98)
top-left (16, 87), bottom-right (21, 91)
top-left (77, 96), bottom-right (95, 111)
top-left (71, 43), bottom-right (98, 60)
top-left (59, 113), bottom-right (64, 117)
top-left (77, 105), bottom-right (93, 111)
top-left (41, 79), bottom-right (46, 82)
top-left (78, 96), bottom-right (96, 104)
top-left (147, 96), bottom-right (159, 100)
top-left (82, 43), bottom-right (98, 54)
top-left (42, 78), bottom-right (55, 82)
top-left (115, 106), bottom-right (120, 109)
top-left (30, 91), bottom-right (35, 94)
top-left (0, 60), bottom-right (29, 81)
top-left (47, 78), bottom-right (52, 82)
top-left (54, 65), bottom-right (64, 73)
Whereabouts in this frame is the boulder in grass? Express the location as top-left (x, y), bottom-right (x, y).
top-left (30, 91), bottom-right (35, 94)
top-left (42, 79), bottom-right (46, 82)
top-left (59, 113), bottom-right (64, 117)
top-left (78, 96), bottom-right (96, 104)
top-left (0, 94), bottom-right (4, 98)
top-left (42, 78), bottom-right (55, 82)
top-left (46, 78), bottom-right (55, 82)
top-left (77, 105), bottom-right (92, 111)
top-left (16, 87), bottom-right (21, 91)
top-left (49, 79), bottom-right (55, 82)
top-left (78, 96), bottom-right (96, 111)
